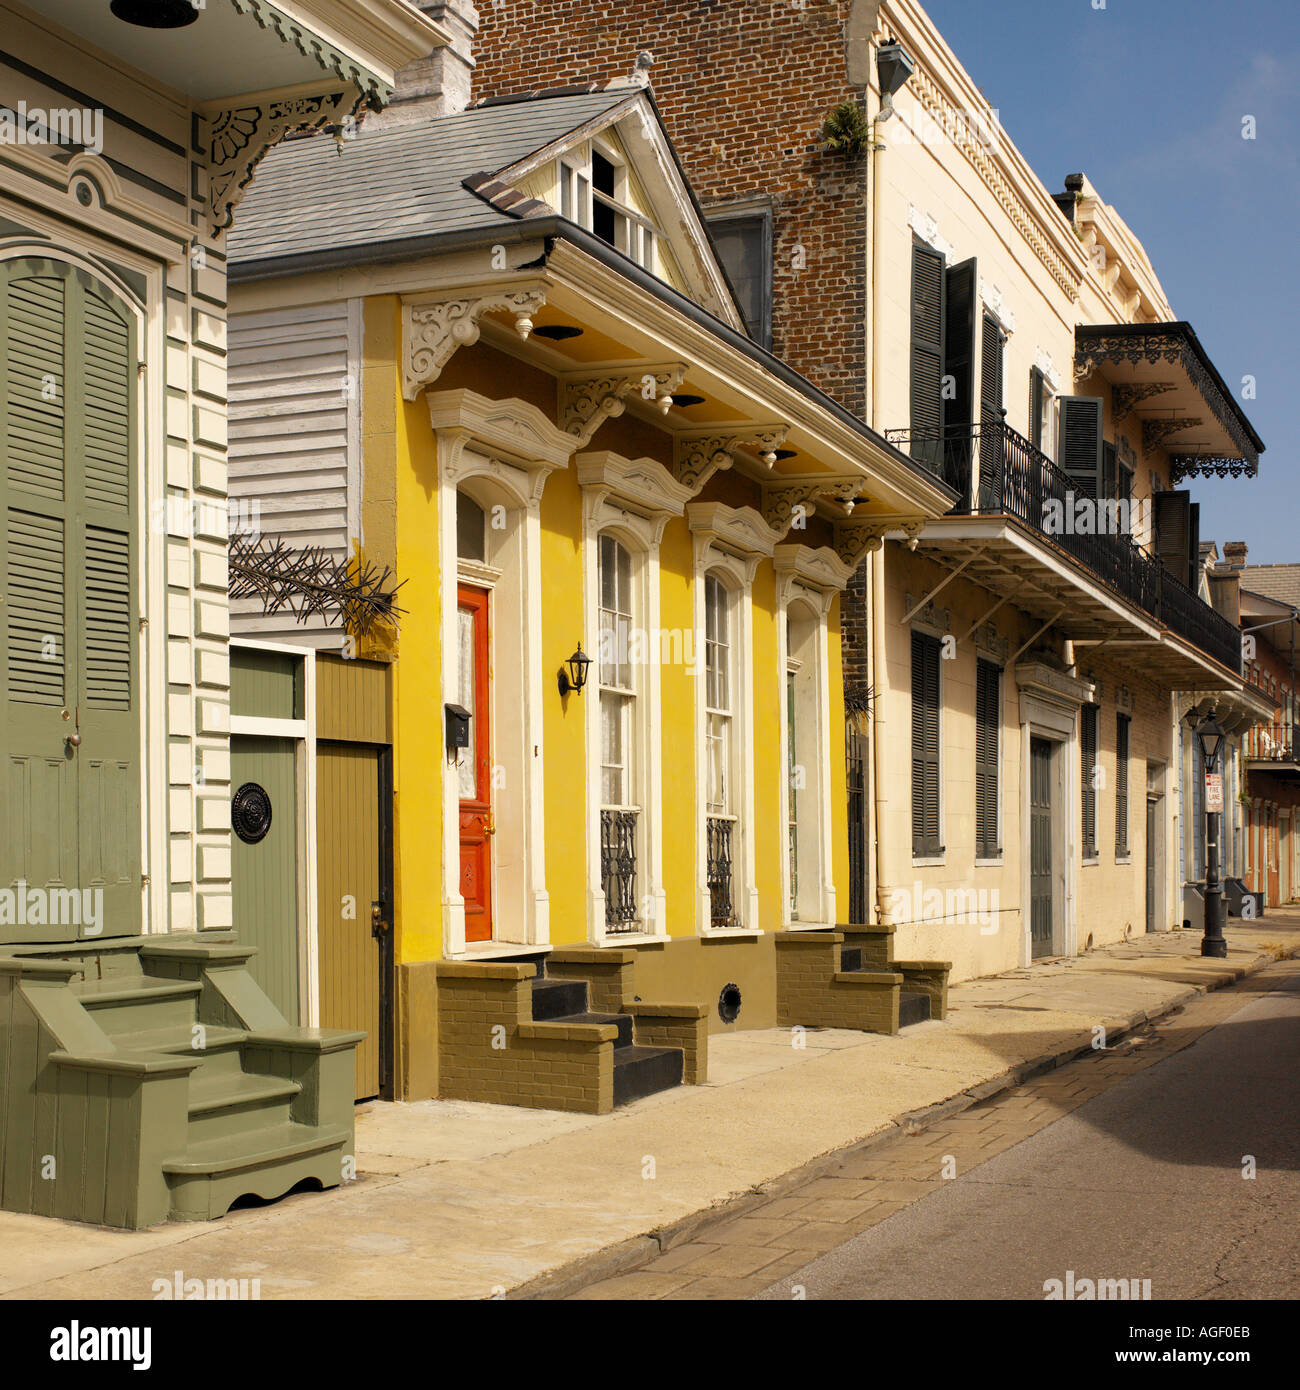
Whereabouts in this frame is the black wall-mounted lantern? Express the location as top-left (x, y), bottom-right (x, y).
top-left (445, 703), bottom-right (472, 754)
top-left (110, 0), bottom-right (200, 27)
top-left (558, 644), bottom-right (591, 697)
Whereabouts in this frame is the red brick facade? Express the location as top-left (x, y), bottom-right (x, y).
top-left (474, 1), bottom-right (873, 686)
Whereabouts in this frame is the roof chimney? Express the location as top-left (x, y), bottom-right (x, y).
top-left (1222, 541), bottom-right (1249, 570)
top-left (385, 1), bottom-right (479, 123)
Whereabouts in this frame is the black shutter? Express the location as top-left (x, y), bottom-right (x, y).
top-left (1059, 396), bottom-right (1103, 500)
top-left (1115, 713), bottom-right (1130, 857)
top-left (1081, 703), bottom-right (1098, 858)
top-left (1154, 490), bottom-right (1192, 586)
top-left (975, 659), bottom-right (1001, 858)
top-left (1101, 440), bottom-right (1117, 500)
top-left (943, 258), bottom-right (977, 495)
top-left (1028, 366), bottom-right (1046, 451)
top-left (911, 630), bottom-right (942, 857)
top-left (977, 314), bottom-right (1006, 509)
top-left (1188, 502), bottom-right (1201, 591)
top-left (910, 241), bottom-right (946, 469)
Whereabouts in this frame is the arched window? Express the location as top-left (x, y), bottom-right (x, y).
top-left (705, 572), bottom-right (739, 927)
top-left (599, 533), bottom-right (640, 931)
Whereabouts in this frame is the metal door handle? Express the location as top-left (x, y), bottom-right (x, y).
top-left (66, 732), bottom-right (81, 748)
top-left (371, 903), bottom-right (389, 937)
top-left (484, 812), bottom-right (496, 836)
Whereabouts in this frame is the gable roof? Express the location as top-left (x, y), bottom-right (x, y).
top-left (227, 86), bottom-right (743, 327)
top-left (1241, 565), bottom-right (1300, 613)
top-left (228, 88), bottom-right (633, 266)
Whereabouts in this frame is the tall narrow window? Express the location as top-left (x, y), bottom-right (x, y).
top-left (599, 534), bottom-right (639, 932)
top-left (911, 630), bottom-right (942, 858)
top-left (1115, 713), bottom-right (1131, 857)
top-left (706, 210), bottom-right (772, 349)
top-left (1081, 702), bottom-right (1099, 859)
top-left (975, 659), bottom-right (1001, 859)
top-left (705, 574), bottom-right (738, 928)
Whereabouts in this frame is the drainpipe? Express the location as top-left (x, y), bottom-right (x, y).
top-left (871, 540), bottom-right (895, 925)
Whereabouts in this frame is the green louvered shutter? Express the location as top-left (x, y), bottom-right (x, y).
top-left (910, 241), bottom-right (946, 471)
top-left (911, 630), bottom-right (942, 857)
top-left (1115, 713), bottom-right (1130, 857)
top-left (1, 260), bottom-right (139, 941)
top-left (975, 659), bottom-right (1001, 859)
top-left (1081, 702), bottom-right (1099, 859)
top-left (1060, 395), bottom-right (1103, 501)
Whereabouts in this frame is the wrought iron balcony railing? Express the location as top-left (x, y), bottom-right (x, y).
top-left (887, 421), bottom-right (1242, 675)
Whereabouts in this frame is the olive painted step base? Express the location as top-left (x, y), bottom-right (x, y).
top-left (0, 937), bottom-right (363, 1229)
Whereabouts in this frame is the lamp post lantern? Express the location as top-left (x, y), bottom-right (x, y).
top-left (1195, 709), bottom-right (1228, 958)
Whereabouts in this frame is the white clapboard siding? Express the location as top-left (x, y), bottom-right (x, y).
top-left (228, 300), bottom-right (359, 645)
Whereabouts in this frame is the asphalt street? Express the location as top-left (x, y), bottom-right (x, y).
top-left (758, 963), bottom-right (1300, 1300)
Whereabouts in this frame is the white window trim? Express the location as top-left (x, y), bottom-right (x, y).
top-left (688, 503), bottom-right (783, 933)
top-left (773, 543), bottom-right (852, 928)
top-left (427, 390), bottom-right (574, 959)
top-left (578, 452), bottom-right (691, 944)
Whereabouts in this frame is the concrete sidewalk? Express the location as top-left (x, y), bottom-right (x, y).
top-left (2, 916), bottom-right (1297, 1300)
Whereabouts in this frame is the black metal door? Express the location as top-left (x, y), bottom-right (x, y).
top-left (1030, 737), bottom-right (1054, 959)
top-left (1146, 797), bottom-right (1158, 933)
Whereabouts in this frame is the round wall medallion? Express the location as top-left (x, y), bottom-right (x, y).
top-left (232, 782), bottom-right (273, 845)
top-left (718, 982), bottom-right (742, 1025)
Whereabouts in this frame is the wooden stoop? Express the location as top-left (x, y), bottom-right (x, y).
top-left (0, 937), bottom-right (362, 1229)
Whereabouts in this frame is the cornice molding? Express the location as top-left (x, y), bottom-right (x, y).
top-left (578, 450), bottom-right (692, 549)
top-left (425, 388), bottom-right (576, 475)
top-left (692, 500), bottom-right (784, 581)
top-left (403, 285), bottom-right (548, 399)
top-left (559, 364), bottom-right (687, 448)
top-left (774, 543), bottom-right (855, 594)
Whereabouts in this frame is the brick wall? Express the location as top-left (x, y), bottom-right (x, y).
top-left (474, 1), bottom-right (867, 420)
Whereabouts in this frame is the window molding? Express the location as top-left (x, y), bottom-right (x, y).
top-left (704, 199), bottom-right (773, 349)
top-left (688, 503), bottom-right (783, 932)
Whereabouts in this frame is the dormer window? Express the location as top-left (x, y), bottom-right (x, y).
top-left (558, 142), bottom-right (658, 274)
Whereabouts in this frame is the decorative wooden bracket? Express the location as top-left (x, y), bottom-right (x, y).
top-left (832, 517), bottom-right (892, 568)
top-left (559, 365), bottom-right (687, 447)
top-left (674, 425), bottom-right (788, 492)
top-left (403, 286), bottom-right (548, 399)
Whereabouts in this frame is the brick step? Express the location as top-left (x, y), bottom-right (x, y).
top-left (557, 1010), bottom-right (635, 1048)
top-left (613, 1044), bottom-right (684, 1107)
top-left (530, 975), bottom-right (588, 1020)
top-left (899, 990), bottom-right (932, 1027)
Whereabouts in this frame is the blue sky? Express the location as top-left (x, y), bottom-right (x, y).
top-left (922, 0), bottom-right (1299, 564)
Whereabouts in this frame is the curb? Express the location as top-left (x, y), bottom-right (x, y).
top-left (509, 941), bottom-right (1296, 1300)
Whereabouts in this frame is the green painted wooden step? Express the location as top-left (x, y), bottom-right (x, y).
top-left (186, 1071), bottom-right (302, 1143)
top-left (163, 1122), bottom-right (353, 1223)
top-left (72, 975), bottom-right (201, 1035)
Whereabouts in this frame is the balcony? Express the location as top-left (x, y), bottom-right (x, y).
top-left (886, 421), bottom-right (1242, 679)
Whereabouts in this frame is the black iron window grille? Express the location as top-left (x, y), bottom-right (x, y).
top-left (707, 816), bottom-right (738, 929)
top-left (601, 808), bottom-right (639, 933)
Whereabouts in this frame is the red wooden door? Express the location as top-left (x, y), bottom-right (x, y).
top-left (457, 585), bottom-right (493, 941)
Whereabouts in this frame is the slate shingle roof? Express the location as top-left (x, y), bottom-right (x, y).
top-left (1242, 565), bottom-right (1300, 612)
top-left (228, 89), bottom-right (635, 266)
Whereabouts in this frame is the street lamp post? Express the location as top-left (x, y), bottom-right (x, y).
top-left (1195, 710), bottom-right (1228, 959)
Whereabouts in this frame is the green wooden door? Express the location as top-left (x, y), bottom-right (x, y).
top-left (230, 735), bottom-right (299, 1020)
top-left (1, 259), bottom-right (139, 943)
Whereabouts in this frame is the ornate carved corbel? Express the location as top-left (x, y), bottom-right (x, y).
top-left (674, 425), bottom-right (788, 493)
top-left (833, 517), bottom-right (891, 568)
top-left (559, 365), bottom-right (687, 447)
top-left (761, 482), bottom-right (824, 533)
top-left (403, 287), bottom-right (548, 399)
top-left (204, 90), bottom-right (360, 235)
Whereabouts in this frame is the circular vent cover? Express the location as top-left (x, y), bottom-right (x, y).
top-left (232, 782), bottom-right (273, 845)
top-left (718, 982), bottom-right (742, 1025)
